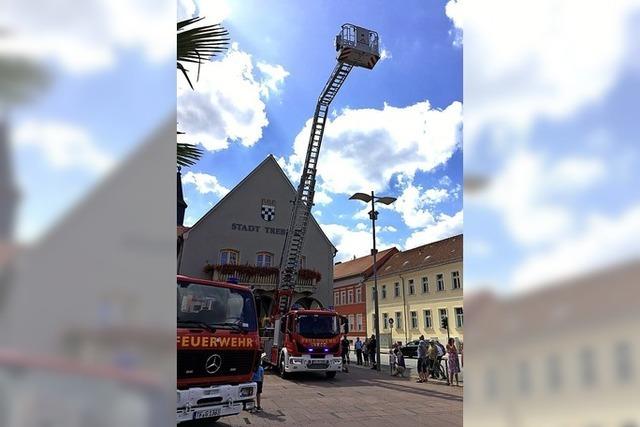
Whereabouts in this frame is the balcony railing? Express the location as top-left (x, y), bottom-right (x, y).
top-left (203, 264), bottom-right (320, 293)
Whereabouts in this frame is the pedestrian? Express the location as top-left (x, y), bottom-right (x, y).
top-left (435, 339), bottom-right (445, 380)
top-left (341, 335), bottom-right (350, 372)
top-left (427, 341), bottom-right (438, 379)
top-left (363, 338), bottom-right (370, 366)
top-left (416, 335), bottom-right (428, 383)
top-left (368, 334), bottom-right (377, 369)
top-left (251, 363), bottom-right (264, 412)
top-left (392, 348), bottom-right (406, 377)
top-left (388, 347), bottom-right (396, 374)
top-left (446, 337), bottom-right (460, 386)
top-left (355, 337), bottom-right (364, 365)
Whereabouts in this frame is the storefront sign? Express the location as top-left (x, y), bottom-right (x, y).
top-left (231, 223), bottom-right (287, 235)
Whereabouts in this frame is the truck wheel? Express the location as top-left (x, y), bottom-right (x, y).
top-left (326, 371), bottom-right (336, 379)
top-left (279, 356), bottom-right (289, 379)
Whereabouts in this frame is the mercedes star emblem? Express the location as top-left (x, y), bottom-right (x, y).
top-left (205, 354), bottom-right (222, 374)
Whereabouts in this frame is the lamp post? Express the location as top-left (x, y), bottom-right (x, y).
top-left (350, 191), bottom-right (396, 371)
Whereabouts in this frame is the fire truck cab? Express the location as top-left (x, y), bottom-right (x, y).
top-left (264, 308), bottom-right (347, 379)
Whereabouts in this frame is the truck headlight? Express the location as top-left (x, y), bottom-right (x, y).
top-left (240, 387), bottom-right (254, 397)
top-left (289, 358), bottom-right (302, 365)
top-left (332, 359), bottom-right (341, 365)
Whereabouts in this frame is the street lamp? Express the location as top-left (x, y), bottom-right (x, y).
top-left (349, 191), bottom-right (397, 371)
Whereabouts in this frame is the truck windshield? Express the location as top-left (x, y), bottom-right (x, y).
top-left (296, 314), bottom-right (339, 338)
top-left (177, 281), bottom-right (257, 331)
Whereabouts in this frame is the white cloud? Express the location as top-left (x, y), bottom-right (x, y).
top-left (466, 239), bottom-right (492, 257)
top-left (182, 171), bottom-right (229, 197)
top-left (439, 175), bottom-right (452, 187)
top-left (13, 120), bottom-right (114, 174)
top-left (355, 223), bottom-right (368, 231)
top-left (465, 0), bottom-right (639, 150)
top-left (2, 0), bottom-right (175, 74)
top-left (380, 48), bottom-right (392, 61)
top-left (313, 210), bottom-right (322, 217)
top-left (404, 210), bottom-right (463, 250)
top-left (257, 62), bottom-right (290, 99)
top-left (177, 43), bottom-right (289, 152)
top-left (281, 100), bottom-right (462, 197)
top-left (321, 223), bottom-right (399, 262)
top-left (445, 0), bottom-right (463, 47)
top-left (513, 204), bottom-right (640, 292)
top-left (313, 190), bottom-right (333, 206)
top-left (468, 149), bottom-right (607, 246)
top-left (392, 176), bottom-right (453, 229)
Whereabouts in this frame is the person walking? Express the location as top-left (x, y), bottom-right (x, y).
top-left (341, 335), bottom-right (350, 372)
top-left (416, 335), bottom-right (428, 383)
top-left (435, 340), bottom-right (445, 380)
top-left (392, 348), bottom-right (406, 377)
top-left (355, 337), bottom-right (364, 365)
top-left (363, 338), bottom-right (370, 367)
top-left (446, 338), bottom-right (460, 386)
top-left (251, 364), bottom-right (264, 411)
top-left (368, 334), bottom-right (377, 369)
top-left (388, 347), bottom-right (396, 374)
top-left (427, 341), bottom-right (438, 379)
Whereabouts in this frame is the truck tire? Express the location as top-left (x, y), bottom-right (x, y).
top-left (326, 371), bottom-right (336, 379)
top-left (279, 355), bottom-right (289, 379)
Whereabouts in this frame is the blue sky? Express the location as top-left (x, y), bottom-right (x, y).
top-left (7, 1), bottom-right (175, 243)
top-left (463, 1), bottom-right (640, 294)
top-left (179, 0), bottom-right (463, 261)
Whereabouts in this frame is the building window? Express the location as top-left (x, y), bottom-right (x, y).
top-left (615, 341), bottom-right (633, 384)
top-left (395, 311), bottom-right (402, 329)
top-left (422, 277), bottom-right (429, 293)
top-left (356, 287), bottom-right (362, 303)
top-left (334, 292), bottom-right (339, 307)
top-left (423, 310), bottom-right (432, 329)
top-left (579, 347), bottom-right (596, 387)
top-left (546, 354), bottom-right (562, 391)
top-left (452, 271), bottom-right (461, 289)
top-left (383, 313), bottom-right (389, 329)
top-left (408, 279), bottom-right (415, 295)
top-left (410, 311), bottom-right (418, 329)
top-left (347, 289), bottom-right (354, 304)
top-left (455, 307), bottom-right (464, 328)
top-left (348, 314), bottom-right (355, 331)
top-left (439, 308), bottom-right (448, 328)
top-left (356, 314), bottom-right (363, 331)
top-left (436, 274), bottom-right (445, 291)
top-left (220, 249), bottom-right (239, 265)
top-left (517, 360), bottom-right (532, 396)
top-left (340, 291), bottom-right (346, 306)
top-left (299, 256), bottom-right (306, 269)
top-left (372, 314), bottom-right (376, 329)
top-left (394, 282), bottom-right (400, 297)
top-left (256, 251), bottom-right (273, 267)
top-left (382, 285), bottom-right (387, 299)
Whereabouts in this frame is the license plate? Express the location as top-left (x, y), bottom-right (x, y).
top-left (309, 363), bottom-right (328, 369)
top-left (194, 408), bottom-right (221, 419)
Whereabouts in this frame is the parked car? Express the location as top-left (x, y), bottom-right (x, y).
top-left (400, 340), bottom-right (421, 358)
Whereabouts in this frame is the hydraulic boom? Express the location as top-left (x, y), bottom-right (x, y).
top-left (270, 24), bottom-right (380, 361)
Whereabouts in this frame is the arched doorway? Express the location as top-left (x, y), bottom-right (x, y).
top-left (293, 296), bottom-right (323, 309)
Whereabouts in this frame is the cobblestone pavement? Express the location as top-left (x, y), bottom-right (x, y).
top-left (198, 363), bottom-right (463, 427)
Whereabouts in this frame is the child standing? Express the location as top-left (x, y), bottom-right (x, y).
top-left (251, 364), bottom-right (265, 411)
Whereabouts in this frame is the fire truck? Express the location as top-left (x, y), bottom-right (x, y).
top-left (263, 24), bottom-right (380, 378)
top-left (177, 275), bottom-right (261, 423)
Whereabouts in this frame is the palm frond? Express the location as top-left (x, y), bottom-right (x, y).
top-left (177, 17), bottom-right (230, 89)
top-left (177, 142), bottom-right (204, 167)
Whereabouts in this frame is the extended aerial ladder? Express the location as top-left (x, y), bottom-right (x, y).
top-left (269, 24), bottom-right (381, 362)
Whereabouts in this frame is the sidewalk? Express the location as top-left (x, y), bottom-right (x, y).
top-left (345, 358), bottom-right (463, 386)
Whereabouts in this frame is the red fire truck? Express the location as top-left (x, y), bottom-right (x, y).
top-left (263, 23), bottom-right (380, 380)
top-left (177, 275), bottom-right (261, 423)
top-left (263, 307), bottom-right (346, 379)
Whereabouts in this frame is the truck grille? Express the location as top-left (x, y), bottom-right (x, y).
top-left (178, 350), bottom-right (255, 379)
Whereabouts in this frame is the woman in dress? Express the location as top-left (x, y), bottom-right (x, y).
top-left (446, 337), bottom-right (460, 386)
